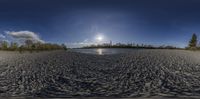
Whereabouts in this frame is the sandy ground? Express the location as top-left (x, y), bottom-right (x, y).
top-left (0, 50), bottom-right (200, 98)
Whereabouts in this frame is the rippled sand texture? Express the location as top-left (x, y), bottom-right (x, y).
top-left (0, 50), bottom-right (200, 98)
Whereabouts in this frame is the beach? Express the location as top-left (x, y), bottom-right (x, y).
top-left (0, 50), bottom-right (200, 98)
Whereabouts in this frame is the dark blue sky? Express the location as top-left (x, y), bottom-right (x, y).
top-left (0, 0), bottom-right (200, 47)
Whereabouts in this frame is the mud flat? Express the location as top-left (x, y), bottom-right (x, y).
top-left (0, 50), bottom-right (200, 98)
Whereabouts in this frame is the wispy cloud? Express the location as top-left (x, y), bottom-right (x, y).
top-left (66, 39), bottom-right (97, 48)
top-left (0, 34), bottom-right (5, 39)
top-left (6, 31), bottom-right (44, 43)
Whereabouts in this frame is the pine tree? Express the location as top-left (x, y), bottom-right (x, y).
top-left (189, 33), bottom-right (197, 48)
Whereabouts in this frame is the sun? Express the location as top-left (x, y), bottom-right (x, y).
top-left (96, 34), bottom-right (104, 41)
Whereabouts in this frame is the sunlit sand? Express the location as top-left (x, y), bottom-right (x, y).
top-left (0, 50), bottom-right (200, 98)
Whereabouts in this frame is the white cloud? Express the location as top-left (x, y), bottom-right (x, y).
top-left (6, 31), bottom-right (44, 43)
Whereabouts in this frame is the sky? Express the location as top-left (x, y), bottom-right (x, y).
top-left (0, 0), bottom-right (200, 48)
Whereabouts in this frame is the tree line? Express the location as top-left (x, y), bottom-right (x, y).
top-left (84, 33), bottom-right (200, 50)
top-left (83, 43), bottom-right (178, 49)
top-left (0, 40), bottom-right (67, 52)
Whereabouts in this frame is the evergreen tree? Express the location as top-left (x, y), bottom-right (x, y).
top-left (189, 33), bottom-right (197, 48)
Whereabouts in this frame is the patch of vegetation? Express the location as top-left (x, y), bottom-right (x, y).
top-left (0, 40), bottom-right (67, 52)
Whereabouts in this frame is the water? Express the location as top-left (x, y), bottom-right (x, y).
top-left (71, 48), bottom-right (138, 55)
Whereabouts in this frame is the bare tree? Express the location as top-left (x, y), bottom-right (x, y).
top-left (25, 40), bottom-right (33, 49)
top-left (1, 41), bottom-right (8, 50)
top-left (10, 42), bottom-right (18, 50)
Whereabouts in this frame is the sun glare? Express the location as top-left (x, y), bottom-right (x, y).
top-left (96, 34), bottom-right (104, 41)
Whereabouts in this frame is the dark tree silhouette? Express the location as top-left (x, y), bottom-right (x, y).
top-left (189, 33), bottom-right (197, 48)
